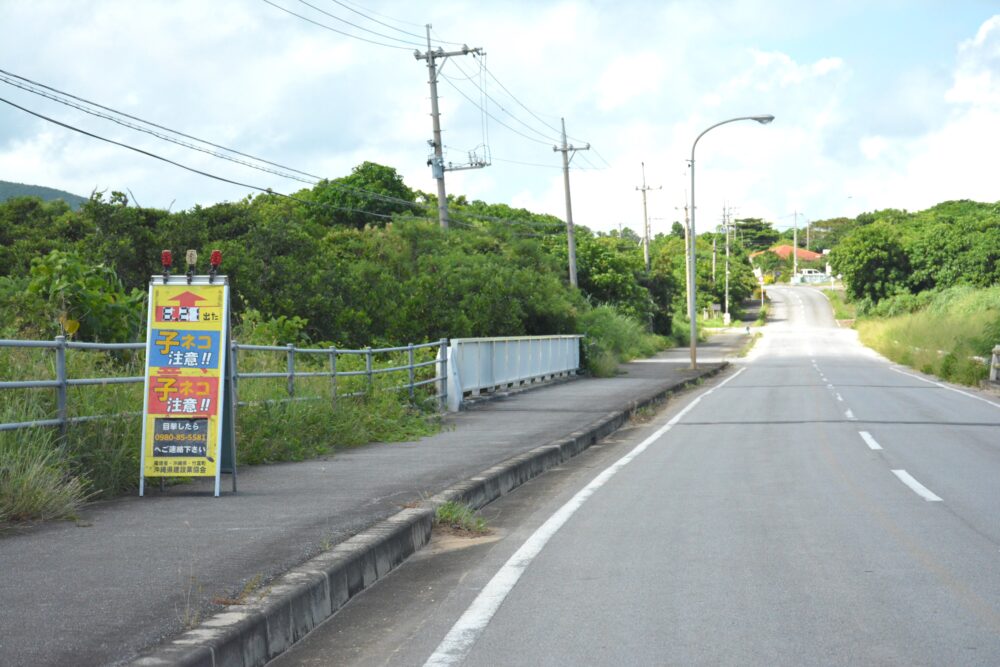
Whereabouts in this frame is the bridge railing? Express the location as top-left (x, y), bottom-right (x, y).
top-left (446, 335), bottom-right (582, 411)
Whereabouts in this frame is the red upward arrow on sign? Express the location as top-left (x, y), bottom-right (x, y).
top-left (168, 291), bottom-right (207, 307)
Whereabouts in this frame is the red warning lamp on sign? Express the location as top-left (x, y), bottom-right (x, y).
top-left (161, 249), bottom-right (173, 283)
top-left (209, 250), bottom-right (222, 282)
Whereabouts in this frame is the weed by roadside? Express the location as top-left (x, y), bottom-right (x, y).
top-left (737, 333), bottom-right (762, 358)
top-left (822, 289), bottom-right (856, 322)
top-left (212, 573), bottom-right (266, 606)
top-left (434, 501), bottom-right (490, 535)
top-left (856, 286), bottom-right (1000, 386)
top-left (0, 425), bottom-right (92, 526)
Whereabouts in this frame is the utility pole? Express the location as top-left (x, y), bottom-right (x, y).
top-left (792, 210), bottom-right (799, 278)
top-left (723, 207), bottom-right (731, 322)
top-left (414, 25), bottom-right (484, 229)
top-left (677, 192), bottom-right (692, 319)
top-left (712, 235), bottom-right (717, 285)
top-left (636, 162), bottom-right (661, 272)
top-left (554, 118), bottom-right (589, 287)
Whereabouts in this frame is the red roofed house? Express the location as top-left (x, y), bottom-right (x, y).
top-left (750, 244), bottom-right (824, 262)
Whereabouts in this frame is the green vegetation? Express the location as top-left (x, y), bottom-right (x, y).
top-left (857, 286), bottom-right (1000, 386)
top-left (0, 426), bottom-right (91, 525)
top-left (811, 201), bottom-right (1000, 385)
top-left (754, 304), bottom-right (769, 327)
top-left (0, 179), bottom-right (87, 209)
top-left (434, 500), bottom-right (489, 534)
top-left (822, 289), bottom-right (856, 321)
top-left (828, 200), bottom-right (1000, 307)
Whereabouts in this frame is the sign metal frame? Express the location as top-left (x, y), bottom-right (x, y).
top-left (139, 274), bottom-right (234, 497)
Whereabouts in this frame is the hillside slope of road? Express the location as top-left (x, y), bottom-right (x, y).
top-left (272, 286), bottom-right (1000, 667)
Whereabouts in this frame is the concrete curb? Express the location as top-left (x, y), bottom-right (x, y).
top-left (130, 362), bottom-right (728, 667)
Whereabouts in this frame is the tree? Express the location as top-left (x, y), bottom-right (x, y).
top-left (732, 218), bottom-right (779, 251)
top-left (830, 223), bottom-right (910, 302)
top-left (301, 162), bottom-right (419, 229)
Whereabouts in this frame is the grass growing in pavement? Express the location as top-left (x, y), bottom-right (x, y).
top-left (434, 501), bottom-right (490, 534)
top-left (856, 286), bottom-right (1000, 386)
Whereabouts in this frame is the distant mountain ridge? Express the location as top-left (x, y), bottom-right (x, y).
top-left (0, 180), bottom-right (87, 210)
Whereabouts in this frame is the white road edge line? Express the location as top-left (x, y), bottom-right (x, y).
top-left (422, 368), bottom-right (748, 666)
top-left (890, 367), bottom-right (1000, 410)
top-left (892, 469), bottom-right (942, 502)
top-left (859, 431), bottom-right (882, 450)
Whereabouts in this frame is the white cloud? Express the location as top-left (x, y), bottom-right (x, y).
top-left (0, 2), bottom-right (998, 235)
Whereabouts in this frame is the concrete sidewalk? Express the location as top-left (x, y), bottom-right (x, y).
top-left (0, 333), bottom-right (746, 667)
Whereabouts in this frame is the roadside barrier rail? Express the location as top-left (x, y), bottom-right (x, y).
top-left (446, 335), bottom-right (582, 411)
top-left (0, 337), bottom-right (449, 434)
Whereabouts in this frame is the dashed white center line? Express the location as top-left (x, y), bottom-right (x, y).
top-left (892, 470), bottom-right (942, 502)
top-left (859, 431), bottom-right (882, 450)
top-left (835, 393), bottom-right (844, 402)
top-left (845, 408), bottom-right (857, 420)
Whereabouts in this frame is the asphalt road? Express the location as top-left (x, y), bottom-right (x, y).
top-left (272, 286), bottom-right (1000, 666)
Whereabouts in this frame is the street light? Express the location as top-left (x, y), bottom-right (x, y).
top-left (687, 114), bottom-right (774, 369)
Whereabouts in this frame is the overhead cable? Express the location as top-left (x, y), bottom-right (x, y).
top-left (293, 0), bottom-right (424, 47)
top-left (260, 0), bottom-right (414, 50)
top-left (0, 95), bottom-right (404, 220)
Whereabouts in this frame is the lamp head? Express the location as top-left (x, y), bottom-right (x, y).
top-left (753, 114), bottom-right (775, 125)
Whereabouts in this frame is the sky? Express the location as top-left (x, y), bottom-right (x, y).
top-left (1, 0), bottom-right (999, 236)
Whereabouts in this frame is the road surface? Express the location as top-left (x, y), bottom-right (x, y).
top-left (272, 286), bottom-right (1000, 666)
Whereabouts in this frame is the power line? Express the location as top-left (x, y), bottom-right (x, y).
top-left (0, 68), bottom-right (321, 181)
top-left (337, 0), bottom-right (427, 29)
top-left (0, 68), bottom-right (426, 209)
top-left (0, 74), bottom-right (316, 186)
top-left (329, 0), bottom-right (465, 46)
top-left (449, 58), bottom-right (559, 144)
top-left (260, 0), bottom-right (414, 50)
top-left (293, 0), bottom-right (424, 47)
top-left (0, 95), bottom-right (415, 222)
top-left (438, 72), bottom-right (554, 147)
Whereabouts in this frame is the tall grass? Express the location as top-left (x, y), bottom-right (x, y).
top-left (0, 339), bottom-right (442, 524)
top-left (822, 289), bottom-right (857, 321)
top-left (0, 424), bottom-right (91, 525)
top-left (857, 286), bottom-right (1000, 386)
top-left (578, 306), bottom-right (669, 377)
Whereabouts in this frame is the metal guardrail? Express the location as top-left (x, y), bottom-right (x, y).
top-left (0, 337), bottom-right (449, 434)
top-left (446, 335), bottom-right (582, 411)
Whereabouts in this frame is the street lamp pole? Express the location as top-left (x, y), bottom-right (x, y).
top-left (687, 114), bottom-right (774, 369)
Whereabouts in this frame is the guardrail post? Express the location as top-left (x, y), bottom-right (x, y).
top-left (55, 335), bottom-right (68, 441)
top-left (365, 347), bottom-right (373, 392)
top-left (408, 344), bottom-right (415, 400)
top-left (438, 338), bottom-right (449, 410)
top-left (231, 342), bottom-right (240, 398)
top-left (286, 343), bottom-right (295, 397)
top-left (329, 346), bottom-right (337, 402)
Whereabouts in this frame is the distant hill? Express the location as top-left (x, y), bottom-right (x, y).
top-left (0, 180), bottom-right (87, 210)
